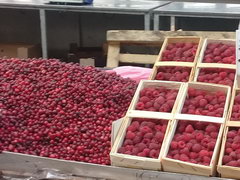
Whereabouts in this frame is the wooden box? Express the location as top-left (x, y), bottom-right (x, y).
top-left (156, 36), bottom-right (203, 66)
top-left (126, 80), bottom-right (185, 120)
top-left (161, 82), bottom-right (231, 176)
top-left (110, 116), bottom-right (172, 170)
top-left (162, 119), bottom-right (225, 176)
top-left (217, 122), bottom-right (240, 179)
top-left (197, 38), bottom-right (235, 68)
top-left (149, 62), bottom-right (196, 82)
top-left (193, 66), bottom-right (236, 88)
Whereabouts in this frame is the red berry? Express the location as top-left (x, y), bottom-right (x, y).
top-left (192, 144), bottom-right (202, 153)
top-left (185, 124), bottom-right (194, 133)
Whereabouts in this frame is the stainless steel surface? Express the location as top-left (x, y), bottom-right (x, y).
top-left (0, 152), bottom-right (233, 180)
top-left (0, 0), bottom-right (171, 14)
top-left (154, 2), bottom-right (240, 18)
top-left (40, 9), bottom-right (48, 59)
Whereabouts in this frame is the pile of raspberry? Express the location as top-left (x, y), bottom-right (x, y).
top-left (167, 121), bottom-right (219, 166)
top-left (118, 118), bottom-right (167, 158)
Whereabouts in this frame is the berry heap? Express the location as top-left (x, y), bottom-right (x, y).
top-left (197, 68), bottom-right (235, 87)
top-left (222, 128), bottom-right (240, 167)
top-left (203, 43), bottom-right (235, 64)
top-left (118, 118), bottom-right (167, 158)
top-left (162, 42), bottom-right (198, 62)
top-left (182, 88), bottom-right (226, 117)
top-left (136, 86), bottom-right (178, 112)
top-left (167, 121), bottom-right (219, 166)
top-left (155, 66), bottom-right (191, 82)
top-left (0, 58), bottom-right (137, 165)
top-left (230, 93), bottom-right (240, 121)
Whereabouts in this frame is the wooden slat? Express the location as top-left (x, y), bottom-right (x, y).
top-left (106, 43), bottom-right (120, 68)
top-left (119, 53), bottom-right (157, 64)
top-left (107, 30), bottom-right (235, 43)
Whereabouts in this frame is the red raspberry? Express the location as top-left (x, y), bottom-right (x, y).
top-left (142, 138), bottom-right (151, 145)
top-left (199, 150), bottom-right (209, 158)
top-left (199, 99), bottom-right (208, 107)
top-left (136, 143), bottom-right (147, 151)
top-left (185, 124), bottom-right (194, 133)
top-left (155, 132), bottom-right (164, 142)
top-left (139, 96), bottom-right (151, 103)
top-left (144, 133), bottom-right (153, 139)
top-left (123, 139), bottom-right (133, 146)
top-left (222, 155), bottom-right (232, 165)
top-left (192, 144), bottom-right (202, 153)
top-left (126, 131), bottom-right (135, 140)
top-left (207, 141), bottom-right (216, 151)
top-left (170, 149), bottom-right (179, 155)
top-left (225, 148), bottom-right (233, 154)
top-left (205, 124), bottom-right (217, 133)
top-left (226, 161), bottom-right (238, 167)
top-left (180, 147), bottom-right (190, 155)
top-left (118, 147), bottom-right (126, 153)
top-left (232, 143), bottom-right (240, 150)
top-left (137, 152), bottom-right (147, 157)
top-left (140, 126), bottom-right (152, 134)
top-left (178, 141), bottom-right (186, 149)
top-left (143, 148), bottom-right (150, 156)
top-left (173, 154), bottom-right (180, 160)
top-left (179, 154), bottom-right (189, 162)
top-left (227, 130), bottom-right (237, 138)
top-left (132, 147), bottom-right (140, 155)
top-left (170, 141), bottom-right (178, 149)
top-left (210, 132), bottom-right (218, 139)
top-left (136, 102), bottom-right (145, 110)
top-left (133, 136), bottom-right (142, 144)
top-left (233, 136), bottom-right (240, 143)
top-left (149, 149), bottom-right (159, 158)
top-left (203, 156), bottom-right (211, 164)
top-left (149, 143), bottom-right (159, 150)
top-left (195, 132), bottom-right (204, 141)
top-left (189, 152), bottom-right (198, 159)
top-left (201, 138), bottom-right (210, 148)
top-left (230, 151), bottom-right (237, 159)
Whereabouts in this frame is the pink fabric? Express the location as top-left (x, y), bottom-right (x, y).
top-left (107, 66), bottom-right (152, 83)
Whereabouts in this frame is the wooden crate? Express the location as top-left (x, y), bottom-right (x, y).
top-left (126, 80), bottom-right (185, 120)
top-left (197, 38), bottom-right (235, 68)
top-left (149, 62), bottom-right (196, 82)
top-left (175, 82), bottom-right (231, 121)
top-left (217, 122), bottom-right (240, 179)
top-left (110, 116), bottom-right (172, 171)
top-left (193, 66), bottom-right (236, 88)
top-left (156, 36), bottom-right (203, 66)
top-left (162, 119), bottom-right (225, 176)
top-left (226, 88), bottom-right (240, 121)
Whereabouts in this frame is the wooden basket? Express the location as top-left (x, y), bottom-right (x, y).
top-left (126, 80), bottom-right (185, 120)
top-left (175, 82), bottom-right (231, 121)
top-left (156, 36), bottom-right (203, 66)
top-left (217, 122), bottom-right (240, 179)
top-left (193, 66), bottom-right (236, 88)
top-left (162, 119), bottom-right (225, 176)
top-left (110, 116), bottom-right (172, 170)
top-left (149, 62), bottom-right (196, 82)
top-left (197, 38), bottom-right (235, 68)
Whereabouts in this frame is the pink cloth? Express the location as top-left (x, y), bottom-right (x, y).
top-left (107, 66), bottom-right (152, 83)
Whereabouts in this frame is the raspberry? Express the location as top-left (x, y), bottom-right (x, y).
top-left (131, 121), bottom-right (140, 129)
top-left (149, 149), bottom-right (159, 158)
top-left (136, 102), bottom-right (145, 110)
top-left (123, 139), bottom-right (133, 146)
top-left (170, 141), bottom-right (178, 149)
top-left (146, 122), bottom-right (156, 129)
top-left (149, 143), bottom-right (159, 150)
top-left (225, 148), bottom-right (233, 154)
top-left (227, 130), bottom-right (237, 138)
top-left (145, 102), bottom-right (153, 109)
top-left (142, 138), bottom-right (151, 145)
top-left (180, 147), bottom-right (190, 155)
top-left (233, 136), bottom-right (240, 143)
top-left (137, 152), bottom-right (147, 157)
top-left (127, 125), bottom-right (137, 132)
top-left (126, 131), bottom-right (135, 140)
top-left (125, 145), bottom-right (134, 151)
top-left (118, 147), bottom-right (126, 153)
top-left (139, 96), bottom-right (150, 103)
top-left (192, 144), bottom-right (202, 153)
top-left (185, 124), bottom-right (194, 133)
top-left (222, 155), bottom-right (232, 164)
top-left (132, 147), bottom-right (140, 155)
top-left (205, 124), bottom-right (217, 133)
top-left (203, 156), bottom-right (211, 164)
top-left (210, 132), bottom-right (218, 139)
top-left (173, 154), bottom-right (180, 160)
top-left (199, 150), bottom-right (209, 158)
top-left (232, 143), bottom-right (240, 150)
top-left (226, 161), bottom-right (238, 167)
top-left (140, 126), bottom-right (152, 134)
top-left (230, 151), bottom-right (237, 159)
top-left (195, 132), bottom-right (204, 141)
top-left (199, 99), bottom-right (208, 107)
top-left (144, 133), bottom-right (153, 139)
top-left (170, 149), bottom-right (179, 155)
top-left (143, 148), bottom-right (150, 156)
top-left (201, 138), bottom-right (210, 148)
top-left (189, 152), bottom-right (198, 159)
top-left (207, 141), bottom-right (216, 151)
top-left (133, 136), bottom-right (142, 144)
top-left (155, 132), bottom-right (164, 142)
top-left (136, 143), bottom-right (147, 151)
top-left (179, 154), bottom-right (189, 162)
top-left (178, 141), bottom-right (186, 149)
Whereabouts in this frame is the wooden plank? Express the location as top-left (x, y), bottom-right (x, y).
top-left (106, 43), bottom-right (120, 68)
top-left (119, 53), bottom-right (157, 64)
top-left (107, 30), bottom-right (235, 43)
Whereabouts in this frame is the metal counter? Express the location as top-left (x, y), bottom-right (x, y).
top-left (153, 2), bottom-right (240, 30)
top-left (0, 0), bottom-right (171, 58)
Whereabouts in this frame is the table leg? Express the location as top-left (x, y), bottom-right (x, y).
top-left (153, 14), bottom-right (159, 31)
top-left (170, 16), bottom-right (176, 31)
top-left (144, 13), bottom-right (150, 30)
top-left (40, 9), bottom-right (48, 58)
